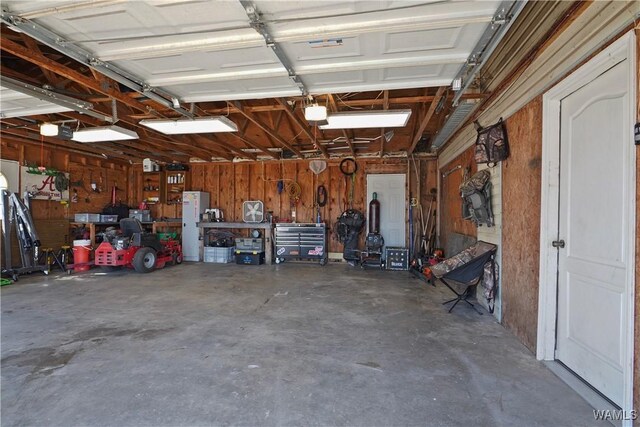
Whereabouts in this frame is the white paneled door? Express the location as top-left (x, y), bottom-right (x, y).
top-left (555, 59), bottom-right (631, 406)
top-left (366, 174), bottom-right (406, 249)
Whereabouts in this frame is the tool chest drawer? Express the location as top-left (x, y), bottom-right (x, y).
top-left (274, 223), bottom-right (327, 265)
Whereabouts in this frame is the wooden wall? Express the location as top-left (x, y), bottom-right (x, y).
top-left (1, 139), bottom-right (130, 229)
top-left (501, 96), bottom-right (543, 353)
top-left (438, 146), bottom-right (477, 256)
top-left (128, 158), bottom-right (437, 253)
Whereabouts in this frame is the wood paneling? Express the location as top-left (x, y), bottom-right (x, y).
top-left (1, 140), bottom-right (130, 222)
top-left (501, 96), bottom-right (543, 353)
top-left (1, 140), bottom-right (130, 249)
top-left (139, 158), bottom-right (436, 253)
top-left (439, 146), bottom-right (477, 256)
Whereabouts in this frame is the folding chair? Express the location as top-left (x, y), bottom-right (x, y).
top-left (430, 241), bottom-right (497, 314)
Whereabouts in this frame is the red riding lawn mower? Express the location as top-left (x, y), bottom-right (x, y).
top-left (95, 218), bottom-right (182, 273)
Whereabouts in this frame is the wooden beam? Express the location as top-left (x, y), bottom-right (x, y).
top-left (197, 94), bottom-right (486, 115)
top-left (0, 127), bottom-right (133, 162)
top-left (327, 94), bottom-right (356, 156)
top-left (183, 135), bottom-right (236, 162)
top-left (329, 93), bottom-right (484, 108)
top-left (229, 101), bottom-right (303, 157)
top-left (203, 135), bottom-right (258, 161)
top-left (407, 87), bottom-right (446, 154)
top-left (228, 121), bottom-right (278, 159)
top-left (47, 112), bottom-right (193, 162)
top-left (276, 98), bottom-right (329, 159)
top-left (0, 37), bottom-right (155, 114)
top-left (379, 90), bottom-right (389, 158)
top-left (1, 135), bottom-right (129, 164)
top-left (19, 35), bottom-right (61, 86)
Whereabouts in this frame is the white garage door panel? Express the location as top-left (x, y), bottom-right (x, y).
top-left (3, 0), bottom-right (505, 102)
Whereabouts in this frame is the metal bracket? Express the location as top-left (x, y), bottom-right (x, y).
top-left (240, 1), bottom-right (307, 96)
top-left (0, 9), bottom-right (194, 118)
top-left (450, 0), bottom-right (527, 106)
top-left (0, 75), bottom-right (114, 122)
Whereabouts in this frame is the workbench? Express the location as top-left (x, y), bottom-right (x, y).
top-left (197, 222), bottom-right (273, 265)
top-left (69, 221), bottom-right (182, 247)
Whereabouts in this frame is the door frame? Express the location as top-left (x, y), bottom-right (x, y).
top-left (536, 31), bottom-right (636, 415)
top-left (365, 173), bottom-right (407, 248)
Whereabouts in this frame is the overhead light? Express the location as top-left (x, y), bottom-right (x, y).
top-left (71, 125), bottom-right (139, 143)
top-left (304, 104), bottom-right (327, 122)
top-left (39, 123), bottom-right (58, 136)
top-left (452, 78), bottom-right (462, 91)
top-left (319, 110), bottom-right (412, 130)
top-left (139, 116), bottom-right (237, 134)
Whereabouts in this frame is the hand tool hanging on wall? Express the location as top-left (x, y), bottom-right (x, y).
top-left (316, 185), bottom-right (327, 223)
top-left (340, 158), bottom-right (357, 210)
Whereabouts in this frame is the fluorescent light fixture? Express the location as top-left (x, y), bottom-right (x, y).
top-left (319, 110), bottom-right (412, 130)
top-left (40, 123), bottom-right (59, 136)
top-left (139, 116), bottom-right (237, 134)
top-left (304, 104), bottom-right (327, 121)
top-left (71, 125), bottom-right (139, 143)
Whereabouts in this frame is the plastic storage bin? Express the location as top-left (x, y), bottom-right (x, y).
top-left (100, 214), bottom-right (118, 223)
top-left (204, 246), bottom-right (235, 263)
top-left (74, 213), bottom-right (101, 223)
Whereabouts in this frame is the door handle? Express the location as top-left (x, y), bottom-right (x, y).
top-left (552, 240), bottom-right (565, 248)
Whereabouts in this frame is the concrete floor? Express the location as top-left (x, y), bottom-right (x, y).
top-left (1, 263), bottom-right (598, 426)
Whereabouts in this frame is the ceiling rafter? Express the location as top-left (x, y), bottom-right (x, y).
top-left (276, 98), bottom-right (329, 159)
top-left (18, 34), bottom-right (61, 86)
top-left (327, 94), bottom-right (356, 156)
top-left (32, 112), bottom-right (189, 163)
top-left (408, 87), bottom-right (445, 154)
top-left (1, 134), bottom-right (129, 164)
top-left (379, 90), bottom-right (389, 158)
top-left (196, 93), bottom-right (486, 116)
top-left (0, 37), bottom-right (156, 114)
top-left (228, 119), bottom-right (279, 160)
top-left (0, 125), bottom-right (135, 162)
top-left (230, 101), bottom-right (303, 158)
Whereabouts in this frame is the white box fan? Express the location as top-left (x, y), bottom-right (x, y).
top-left (243, 200), bottom-right (264, 223)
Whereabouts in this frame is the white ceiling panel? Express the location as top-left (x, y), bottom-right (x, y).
top-left (0, 87), bottom-right (72, 118)
top-left (304, 66), bottom-right (456, 94)
top-left (171, 76), bottom-right (302, 103)
top-left (2, 0), bottom-right (503, 101)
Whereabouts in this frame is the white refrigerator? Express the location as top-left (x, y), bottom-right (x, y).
top-left (182, 191), bottom-right (209, 261)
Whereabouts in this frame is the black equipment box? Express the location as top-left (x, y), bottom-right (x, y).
top-left (235, 251), bottom-right (264, 265)
top-left (385, 247), bottom-right (409, 271)
top-left (274, 223), bottom-right (327, 265)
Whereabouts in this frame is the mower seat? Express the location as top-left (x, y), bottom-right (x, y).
top-left (119, 218), bottom-right (163, 252)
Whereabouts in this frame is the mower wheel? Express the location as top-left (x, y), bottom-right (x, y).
top-left (133, 247), bottom-right (157, 273)
top-left (171, 253), bottom-right (183, 265)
